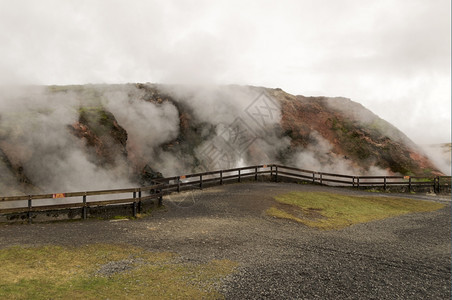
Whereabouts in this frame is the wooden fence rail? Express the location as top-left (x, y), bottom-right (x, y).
top-left (272, 165), bottom-right (451, 193)
top-left (0, 164), bottom-right (450, 222)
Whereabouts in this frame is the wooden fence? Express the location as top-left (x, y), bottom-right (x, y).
top-left (0, 164), bottom-right (450, 223)
top-left (271, 165), bottom-right (450, 193)
top-left (0, 184), bottom-right (165, 223)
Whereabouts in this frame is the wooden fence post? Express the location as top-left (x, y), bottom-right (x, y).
top-left (357, 177), bottom-right (360, 188)
top-left (220, 170), bottom-right (223, 185)
top-left (82, 193), bottom-right (87, 220)
top-left (408, 177), bottom-right (412, 193)
top-left (270, 166), bottom-right (273, 181)
top-left (158, 187), bottom-right (163, 206)
top-left (132, 190), bottom-right (137, 217)
top-left (138, 188), bottom-right (143, 213)
top-left (275, 166), bottom-right (278, 182)
top-left (177, 178), bottom-right (181, 193)
top-left (319, 173), bottom-right (323, 185)
top-left (255, 167), bottom-right (258, 181)
top-left (238, 169), bottom-right (241, 182)
top-left (28, 195), bottom-right (32, 224)
top-left (352, 177), bottom-right (355, 187)
top-left (138, 188), bottom-right (142, 214)
top-left (383, 177), bottom-right (387, 191)
top-left (312, 172), bottom-right (315, 184)
top-left (150, 181), bottom-right (155, 194)
top-left (133, 201), bottom-right (137, 217)
top-left (200, 175), bottom-right (203, 190)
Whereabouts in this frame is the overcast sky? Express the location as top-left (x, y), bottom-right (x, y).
top-left (0, 0), bottom-right (450, 144)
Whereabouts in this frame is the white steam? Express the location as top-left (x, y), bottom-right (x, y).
top-left (290, 131), bottom-right (359, 175)
top-left (161, 84), bottom-right (287, 171)
top-left (421, 144), bottom-right (451, 176)
top-left (0, 83), bottom-right (442, 198)
top-left (101, 86), bottom-right (180, 171)
top-left (0, 86), bottom-right (133, 195)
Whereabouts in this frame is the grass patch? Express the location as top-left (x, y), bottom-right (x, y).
top-left (112, 215), bottom-right (130, 220)
top-left (0, 244), bottom-right (237, 299)
top-left (267, 191), bottom-right (444, 230)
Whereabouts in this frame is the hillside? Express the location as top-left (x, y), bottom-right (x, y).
top-left (0, 83), bottom-right (442, 195)
top-left (271, 89), bottom-right (439, 176)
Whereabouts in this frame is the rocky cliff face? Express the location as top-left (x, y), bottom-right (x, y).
top-left (271, 89), bottom-right (439, 176)
top-left (0, 83), bottom-right (442, 195)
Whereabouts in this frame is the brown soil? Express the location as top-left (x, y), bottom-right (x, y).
top-left (272, 201), bottom-right (325, 221)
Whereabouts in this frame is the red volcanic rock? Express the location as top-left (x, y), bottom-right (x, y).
top-left (270, 88), bottom-right (441, 176)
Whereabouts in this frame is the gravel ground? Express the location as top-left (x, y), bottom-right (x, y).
top-left (0, 182), bottom-right (450, 299)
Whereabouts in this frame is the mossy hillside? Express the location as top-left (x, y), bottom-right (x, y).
top-left (329, 116), bottom-right (418, 175)
top-left (78, 107), bottom-right (116, 138)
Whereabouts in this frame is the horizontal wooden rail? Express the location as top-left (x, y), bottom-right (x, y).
top-left (319, 172), bottom-right (355, 179)
top-left (320, 178), bottom-right (354, 185)
top-left (277, 171), bottom-right (314, 181)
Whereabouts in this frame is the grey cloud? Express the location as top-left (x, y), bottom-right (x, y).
top-left (0, 0), bottom-right (449, 145)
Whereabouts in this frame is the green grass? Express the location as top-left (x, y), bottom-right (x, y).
top-left (111, 215), bottom-right (130, 220)
top-left (267, 191), bottom-right (444, 230)
top-left (0, 244), bottom-right (237, 299)
top-left (78, 106), bottom-right (116, 137)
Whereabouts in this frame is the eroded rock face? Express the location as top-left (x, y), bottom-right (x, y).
top-left (70, 107), bottom-right (128, 167)
top-left (0, 147), bottom-right (36, 195)
top-left (272, 89), bottom-right (440, 176)
top-left (139, 164), bottom-right (163, 186)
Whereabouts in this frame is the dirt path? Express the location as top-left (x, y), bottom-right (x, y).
top-left (0, 182), bottom-right (450, 299)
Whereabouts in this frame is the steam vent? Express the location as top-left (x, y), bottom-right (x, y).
top-left (0, 83), bottom-right (444, 196)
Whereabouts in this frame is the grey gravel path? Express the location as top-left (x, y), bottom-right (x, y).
top-left (0, 182), bottom-right (450, 299)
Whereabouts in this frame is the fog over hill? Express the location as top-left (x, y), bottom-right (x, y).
top-left (0, 83), bottom-right (446, 196)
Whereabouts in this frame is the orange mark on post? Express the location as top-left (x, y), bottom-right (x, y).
top-left (53, 193), bottom-right (65, 198)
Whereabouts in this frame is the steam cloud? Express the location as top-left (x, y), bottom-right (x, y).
top-left (0, 83), bottom-right (448, 198)
top-left (101, 86), bottom-right (180, 173)
top-left (0, 86), bottom-right (133, 195)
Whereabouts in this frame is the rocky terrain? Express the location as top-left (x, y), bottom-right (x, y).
top-left (0, 83), bottom-right (442, 195)
top-left (0, 182), bottom-right (449, 299)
